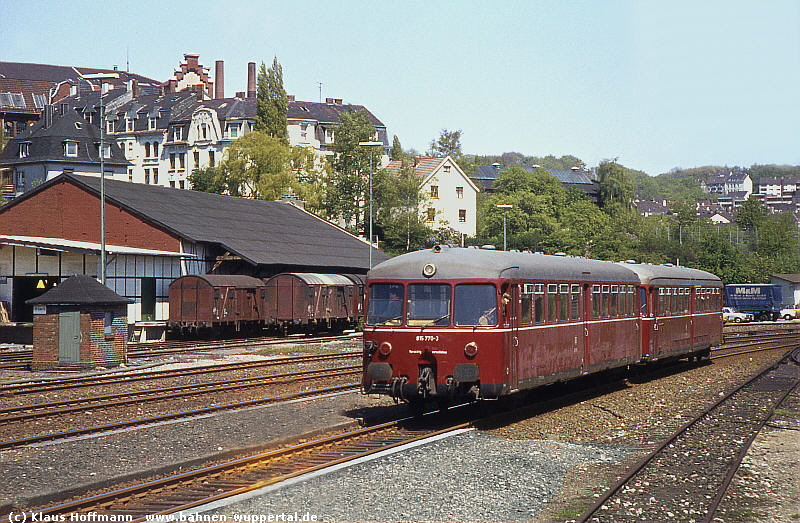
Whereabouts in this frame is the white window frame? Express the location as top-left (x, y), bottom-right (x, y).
top-left (64, 141), bottom-right (78, 157)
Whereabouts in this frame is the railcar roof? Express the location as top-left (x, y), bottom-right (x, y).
top-left (367, 246), bottom-right (640, 283)
top-left (171, 274), bottom-right (265, 288)
top-left (277, 273), bottom-right (356, 286)
top-left (619, 262), bottom-right (722, 287)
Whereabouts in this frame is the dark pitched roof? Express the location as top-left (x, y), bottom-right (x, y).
top-left (472, 165), bottom-right (503, 181)
top-left (17, 174), bottom-right (389, 270)
top-left (287, 100), bottom-right (385, 127)
top-left (544, 168), bottom-right (594, 185)
top-left (0, 108), bottom-right (128, 166)
top-left (771, 273), bottom-right (800, 284)
top-left (0, 61), bottom-right (162, 89)
top-left (26, 275), bottom-right (132, 305)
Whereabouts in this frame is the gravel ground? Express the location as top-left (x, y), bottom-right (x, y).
top-left (0, 390), bottom-right (397, 511)
top-left (201, 430), bottom-right (633, 522)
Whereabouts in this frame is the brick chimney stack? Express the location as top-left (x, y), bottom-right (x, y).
top-left (215, 60), bottom-right (224, 99)
top-left (247, 62), bottom-right (256, 99)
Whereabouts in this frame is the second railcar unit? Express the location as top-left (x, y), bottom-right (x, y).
top-left (264, 272), bottom-right (362, 333)
top-left (168, 274), bottom-right (266, 336)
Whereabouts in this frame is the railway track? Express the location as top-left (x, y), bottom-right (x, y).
top-left (577, 347), bottom-right (800, 522)
top-left (1, 417), bottom-right (471, 522)
top-left (0, 351), bottom-right (360, 395)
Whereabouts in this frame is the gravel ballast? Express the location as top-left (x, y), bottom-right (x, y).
top-left (201, 430), bottom-right (632, 522)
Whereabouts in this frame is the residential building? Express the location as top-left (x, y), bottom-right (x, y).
top-left (0, 104), bottom-right (129, 197)
top-left (472, 164), bottom-right (599, 202)
top-left (633, 200), bottom-right (670, 217)
top-left (0, 60), bottom-right (161, 138)
top-left (385, 156), bottom-right (479, 237)
top-left (757, 177), bottom-right (800, 198)
top-left (705, 171), bottom-right (753, 197)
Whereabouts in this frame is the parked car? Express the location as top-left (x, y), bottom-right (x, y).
top-left (723, 307), bottom-right (754, 323)
top-left (780, 308), bottom-right (800, 320)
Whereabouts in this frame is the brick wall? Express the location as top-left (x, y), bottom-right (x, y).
top-left (0, 179), bottom-right (180, 252)
top-left (32, 304), bottom-right (128, 370)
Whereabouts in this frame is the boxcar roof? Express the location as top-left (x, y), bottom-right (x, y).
top-left (619, 262), bottom-right (722, 287)
top-left (367, 246), bottom-right (639, 283)
top-left (171, 274), bottom-right (265, 288)
top-left (276, 273), bottom-right (356, 286)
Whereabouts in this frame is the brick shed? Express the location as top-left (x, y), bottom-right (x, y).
top-left (26, 275), bottom-right (132, 370)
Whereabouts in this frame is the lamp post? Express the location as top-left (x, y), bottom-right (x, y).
top-left (358, 140), bottom-right (383, 269)
top-left (496, 204), bottom-right (513, 250)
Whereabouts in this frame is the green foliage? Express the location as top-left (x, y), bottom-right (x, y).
top-left (254, 57), bottom-right (288, 142)
top-left (428, 129), bottom-right (462, 158)
top-left (597, 161), bottom-right (634, 208)
top-left (390, 135), bottom-right (405, 161)
top-left (189, 166), bottom-right (226, 193)
top-left (328, 110), bottom-right (380, 235)
top-left (735, 196), bottom-right (768, 230)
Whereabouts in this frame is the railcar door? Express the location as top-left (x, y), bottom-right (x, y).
top-left (582, 283), bottom-right (591, 370)
top-left (508, 284), bottom-right (519, 390)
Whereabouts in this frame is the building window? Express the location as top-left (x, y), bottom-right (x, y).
top-left (443, 165), bottom-right (451, 173)
top-left (64, 141), bottom-right (78, 157)
top-left (179, 180), bottom-right (185, 189)
top-left (152, 142), bottom-right (159, 157)
top-left (127, 142), bottom-right (133, 152)
top-left (128, 168), bottom-right (133, 182)
top-left (102, 144), bottom-right (111, 159)
top-left (153, 168), bottom-right (158, 185)
top-left (194, 151), bottom-right (200, 169)
top-left (144, 169), bottom-right (150, 184)
top-left (14, 170), bottom-right (25, 189)
top-left (228, 123), bottom-right (240, 138)
top-left (125, 118), bottom-right (133, 132)
top-left (149, 117), bottom-right (157, 130)
top-left (18, 142), bottom-right (30, 158)
top-left (169, 180), bottom-right (175, 188)
top-left (459, 209), bottom-right (466, 223)
top-left (430, 185), bottom-right (439, 199)
top-left (179, 153), bottom-right (185, 169)
top-left (173, 126), bottom-right (183, 141)
top-left (209, 150), bottom-right (215, 167)
top-left (107, 121), bottom-right (114, 133)
top-left (325, 128), bottom-right (335, 143)
top-left (169, 153), bottom-right (176, 170)
top-left (201, 123), bottom-right (208, 140)
top-left (426, 208), bottom-right (435, 222)
top-left (456, 186), bottom-right (464, 199)
top-left (144, 142), bottom-right (151, 157)
top-left (104, 311), bottom-right (113, 334)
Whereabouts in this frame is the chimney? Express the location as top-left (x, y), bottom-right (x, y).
top-left (247, 62), bottom-right (256, 99)
top-left (571, 166), bottom-right (580, 171)
top-left (215, 60), bottom-right (225, 99)
top-left (287, 94), bottom-right (295, 101)
top-left (235, 91), bottom-right (245, 99)
top-left (492, 162), bottom-right (501, 171)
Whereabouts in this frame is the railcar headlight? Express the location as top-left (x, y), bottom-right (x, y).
top-left (378, 342), bottom-right (393, 357)
top-left (422, 263), bottom-right (436, 278)
top-left (464, 342), bottom-right (478, 358)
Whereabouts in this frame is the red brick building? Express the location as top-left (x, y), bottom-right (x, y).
top-left (27, 275), bottom-right (131, 370)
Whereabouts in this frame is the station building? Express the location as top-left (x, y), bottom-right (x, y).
top-left (0, 173), bottom-right (388, 325)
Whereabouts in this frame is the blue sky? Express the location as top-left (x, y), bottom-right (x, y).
top-left (2, 0), bottom-right (798, 175)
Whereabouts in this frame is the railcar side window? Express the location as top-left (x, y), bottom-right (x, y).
top-left (570, 284), bottom-right (581, 320)
top-left (592, 284), bottom-right (601, 318)
top-left (407, 284), bottom-right (451, 326)
top-left (628, 286), bottom-right (635, 316)
top-left (366, 284), bottom-right (404, 325)
top-left (559, 284), bottom-right (569, 320)
top-left (547, 284), bottom-right (558, 322)
top-left (454, 284), bottom-right (497, 326)
top-left (534, 285), bottom-right (545, 323)
top-left (640, 288), bottom-right (648, 316)
top-left (521, 286), bottom-right (532, 325)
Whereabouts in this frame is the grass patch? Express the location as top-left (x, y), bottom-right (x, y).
top-left (772, 408), bottom-right (798, 417)
top-left (254, 344), bottom-right (341, 357)
top-left (549, 503), bottom-right (589, 521)
top-left (723, 508), bottom-right (764, 521)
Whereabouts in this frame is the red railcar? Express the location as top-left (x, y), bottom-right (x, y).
top-left (264, 272), bottom-right (362, 333)
top-left (362, 246), bottom-right (722, 406)
top-left (168, 274), bottom-right (266, 336)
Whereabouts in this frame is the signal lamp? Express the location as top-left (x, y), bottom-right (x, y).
top-left (464, 342), bottom-right (478, 358)
top-left (378, 342), bottom-right (393, 357)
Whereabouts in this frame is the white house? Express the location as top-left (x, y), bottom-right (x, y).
top-left (385, 156), bottom-right (479, 238)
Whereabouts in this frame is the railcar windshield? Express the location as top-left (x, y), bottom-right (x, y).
top-left (454, 284), bottom-right (498, 326)
top-left (366, 283), bottom-right (404, 325)
top-left (407, 284), bottom-right (451, 326)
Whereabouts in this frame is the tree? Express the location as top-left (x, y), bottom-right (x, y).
top-left (735, 196), bottom-right (767, 230)
top-left (254, 57), bottom-right (288, 142)
top-left (212, 131), bottom-right (293, 200)
top-left (188, 166), bottom-right (225, 194)
top-left (597, 161), bottom-right (634, 209)
top-left (390, 135), bottom-right (405, 161)
top-left (428, 129), bottom-right (462, 158)
top-left (328, 109), bottom-right (379, 235)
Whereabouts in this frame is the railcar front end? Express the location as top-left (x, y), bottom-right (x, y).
top-left (363, 278), bottom-right (510, 403)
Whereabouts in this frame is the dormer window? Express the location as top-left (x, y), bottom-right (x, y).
top-left (227, 123), bottom-right (240, 138)
top-left (173, 126), bottom-right (183, 141)
top-left (102, 144), bottom-right (111, 159)
top-left (443, 165), bottom-right (451, 173)
top-left (64, 141), bottom-right (78, 157)
top-left (18, 142), bottom-right (30, 158)
top-left (125, 118), bottom-right (133, 132)
top-left (106, 120), bottom-right (114, 133)
top-left (201, 123), bottom-right (208, 140)
top-left (148, 117), bottom-right (157, 130)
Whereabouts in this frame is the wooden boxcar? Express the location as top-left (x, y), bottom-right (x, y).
top-left (264, 272), bottom-right (362, 333)
top-left (362, 246), bottom-right (722, 406)
top-left (168, 274), bottom-right (266, 336)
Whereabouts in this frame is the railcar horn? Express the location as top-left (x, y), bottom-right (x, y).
top-left (422, 263), bottom-right (436, 278)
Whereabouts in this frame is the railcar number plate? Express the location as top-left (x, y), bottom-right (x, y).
top-left (416, 335), bottom-right (439, 342)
